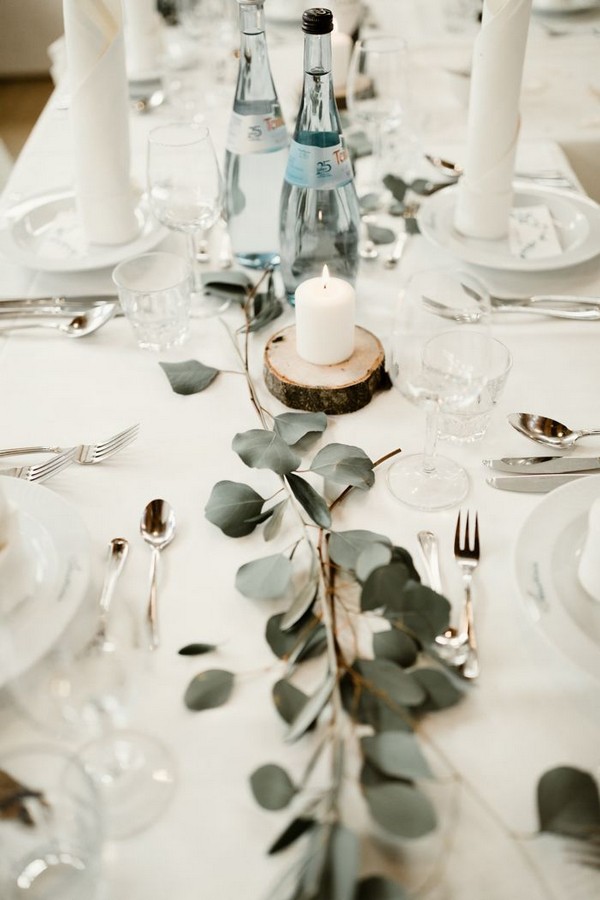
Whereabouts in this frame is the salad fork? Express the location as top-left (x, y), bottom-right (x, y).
top-left (0, 424), bottom-right (139, 466)
top-left (454, 511), bottom-right (481, 680)
top-left (0, 448), bottom-right (77, 483)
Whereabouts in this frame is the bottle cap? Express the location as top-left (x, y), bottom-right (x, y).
top-left (302, 8), bottom-right (334, 35)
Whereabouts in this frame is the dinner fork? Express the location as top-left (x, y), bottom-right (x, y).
top-left (0, 447), bottom-right (77, 483)
top-left (0, 424), bottom-right (139, 466)
top-left (454, 511), bottom-right (481, 680)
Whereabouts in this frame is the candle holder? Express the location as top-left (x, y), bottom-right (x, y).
top-left (264, 325), bottom-right (389, 414)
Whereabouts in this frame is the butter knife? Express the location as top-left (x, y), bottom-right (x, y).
top-left (487, 473), bottom-right (600, 493)
top-left (490, 296), bottom-right (600, 320)
top-left (483, 457), bottom-right (600, 474)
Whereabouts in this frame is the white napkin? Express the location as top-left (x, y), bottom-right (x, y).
top-left (122, 0), bottom-right (164, 80)
top-left (63, 0), bottom-right (139, 246)
top-left (454, 0), bottom-right (532, 240)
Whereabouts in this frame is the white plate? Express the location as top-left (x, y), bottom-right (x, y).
top-left (533, 0), bottom-right (599, 14)
top-left (0, 478), bottom-right (91, 687)
top-left (0, 189), bottom-right (166, 273)
top-left (514, 476), bottom-right (600, 682)
top-left (417, 183), bottom-right (600, 273)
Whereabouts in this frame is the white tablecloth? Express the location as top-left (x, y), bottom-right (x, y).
top-left (0, 3), bottom-right (599, 898)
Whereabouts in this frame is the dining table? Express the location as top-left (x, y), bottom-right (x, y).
top-left (0, 2), bottom-right (599, 898)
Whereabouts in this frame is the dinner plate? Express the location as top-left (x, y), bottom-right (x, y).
top-left (0, 188), bottom-right (166, 273)
top-left (0, 478), bottom-right (91, 687)
top-left (417, 182), bottom-right (600, 273)
top-left (514, 476), bottom-right (600, 682)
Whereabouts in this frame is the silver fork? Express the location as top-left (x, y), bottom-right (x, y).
top-left (0, 424), bottom-right (139, 465)
top-left (0, 447), bottom-right (77, 483)
top-left (454, 511), bottom-right (481, 680)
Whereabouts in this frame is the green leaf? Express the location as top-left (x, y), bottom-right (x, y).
top-left (538, 767), bottom-right (600, 837)
top-left (310, 444), bottom-right (375, 490)
top-left (178, 643), bottom-right (216, 656)
top-left (341, 672), bottom-right (413, 733)
top-left (159, 359), bottom-right (219, 395)
top-left (247, 287), bottom-right (284, 333)
top-left (390, 546), bottom-right (421, 582)
top-left (361, 733), bottom-right (432, 781)
top-left (405, 215), bottom-right (420, 235)
top-left (273, 412), bottom-right (328, 446)
top-left (285, 473), bottom-right (331, 528)
top-left (205, 480), bottom-right (267, 538)
top-left (265, 615), bottom-right (324, 662)
top-left (383, 174), bottom-right (409, 203)
top-left (250, 764), bottom-right (296, 811)
top-left (356, 543), bottom-right (393, 582)
top-left (356, 876), bottom-right (408, 900)
top-left (280, 563), bottom-right (319, 630)
top-left (373, 628), bottom-right (418, 668)
top-left (361, 563), bottom-right (412, 612)
top-left (268, 816), bottom-right (316, 855)
top-left (320, 824), bottom-right (359, 900)
top-left (235, 554), bottom-right (292, 600)
top-left (232, 429), bottom-right (301, 475)
top-left (202, 269), bottom-right (253, 302)
top-left (359, 192), bottom-right (381, 212)
top-left (328, 530), bottom-right (392, 572)
top-left (411, 668), bottom-right (463, 711)
top-left (386, 582), bottom-right (451, 645)
top-left (364, 782), bottom-right (437, 838)
top-left (285, 671), bottom-right (336, 743)
top-left (272, 679), bottom-right (310, 726)
top-left (366, 223), bottom-right (396, 245)
top-left (263, 499), bottom-right (287, 542)
top-left (184, 669), bottom-right (234, 711)
top-left (355, 658), bottom-right (426, 708)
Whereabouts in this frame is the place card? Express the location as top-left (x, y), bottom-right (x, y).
top-left (508, 204), bottom-right (563, 259)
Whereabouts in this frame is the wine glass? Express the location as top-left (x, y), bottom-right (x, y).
top-left (346, 35), bottom-right (409, 204)
top-left (386, 269), bottom-right (492, 511)
top-left (147, 122), bottom-right (228, 316)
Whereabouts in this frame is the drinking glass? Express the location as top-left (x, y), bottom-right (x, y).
top-left (386, 269), bottom-right (492, 511)
top-left (147, 122), bottom-right (228, 316)
top-left (346, 35), bottom-right (409, 203)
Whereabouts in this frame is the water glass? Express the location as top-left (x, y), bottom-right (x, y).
top-left (113, 251), bottom-right (191, 351)
top-left (0, 745), bottom-right (103, 900)
top-left (438, 336), bottom-right (512, 442)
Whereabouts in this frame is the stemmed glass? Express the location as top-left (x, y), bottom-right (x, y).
top-left (147, 122), bottom-right (228, 316)
top-left (346, 35), bottom-right (409, 204)
top-left (386, 269), bottom-right (492, 511)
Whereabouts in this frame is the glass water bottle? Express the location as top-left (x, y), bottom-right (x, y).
top-left (279, 7), bottom-right (361, 302)
top-left (224, 0), bottom-right (288, 269)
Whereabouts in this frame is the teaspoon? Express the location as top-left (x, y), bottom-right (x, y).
top-left (140, 499), bottom-right (176, 650)
top-left (87, 538), bottom-right (129, 653)
top-left (417, 530), bottom-right (468, 666)
top-left (0, 304), bottom-right (117, 338)
top-left (508, 413), bottom-right (600, 450)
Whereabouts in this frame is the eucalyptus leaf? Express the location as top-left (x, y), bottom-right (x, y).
top-left (184, 669), bottom-right (234, 711)
top-left (319, 824), bottom-right (360, 900)
top-left (263, 499), bottom-right (287, 542)
top-left (383, 174), bottom-right (409, 203)
top-left (310, 444), bottom-right (375, 490)
top-left (178, 643), bottom-right (217, 656)
top-left (159, 359), bottom-right (219, 395)
top-left (268, 816), bottom-right (316, 855)
top-left (361, 733), bottom-right (432, 781)
top-left (285, 473), bottom-right (331, 528)
top-left (359, 192), bottom-right (381, 212)
top-left (285, 671), bottom-right (336, 743)
top-left (538, 767), bottom-right (600, 837)
top-left (280, 567), bottom-right (319, 631)
top-left (248, 291), bottom-right (284, 333)
top-left (405, 216), bottom-right (420, 235)
top-left (272, 679), bottom-right (311, 726)
top-left (356, 876), bottom-right (408, 900)
top-left (411, 668), bottom-right (463, 712)
top-left (273, 412), bottom-right (328, 446)
top-left (328, 530), bottom-right (392, 572)
top-left (250, 764), bottom-right (296, 811)
top-left (265, 615), bottom-right (325, 663)
top-left (373, 628), bottom-right (418, 668)
top-left (202, 269), bottom-right (253, 301)
top-left (366, 223), bottom-right (396, 245)
top-left (342, 672), bottom-right (414, 734)
top-left (355, 543), bottom-right (393, 582)
top-left (364, 782), bottom-right (437, 838)
top-left (205, 480), bottom-right (267, 538)
top-left (355, 658), bottom-right (426, 708)
top-left (390, 546), bottom-right (421, 582)
top-left (361, 563), bottom-right (412, 613)
top-left (236, 553), bottom-right (293, 600)
top-left (233, 429), bottom-right (301, 475)
top-left (386, 582), bottom-right (451, 645)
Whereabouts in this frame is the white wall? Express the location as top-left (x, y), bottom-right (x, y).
top-left (0, 0), bottom-right (64, 76)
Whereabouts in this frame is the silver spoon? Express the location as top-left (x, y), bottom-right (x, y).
top-left (0, 304), bottom-right (117, 337)
top-left (87, 538), bottom-right (129, 653)
top-left (384, 232), bottom-right (408, 269)
top-left (140, 499), bottom-right (176, 651)
top-left (131, 89), bottom-right (165, 114)
top-left (417, 531), bottom-right (468, 666)
top-left (508, 413), bottom-right (600, 450)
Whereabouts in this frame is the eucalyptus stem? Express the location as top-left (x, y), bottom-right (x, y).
top-left (329, 446), bottom-right (402, 513)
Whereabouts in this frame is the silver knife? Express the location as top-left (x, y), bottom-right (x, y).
top-left (487, 473), bottom-right (600, 493)
top-left (483, 457), bottom-right (600, 474)
top-left (490, 296), bottom-right (600, 320)
top-left (0, 295), bottom-right (117, 309)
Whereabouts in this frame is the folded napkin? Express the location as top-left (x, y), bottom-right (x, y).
top-left (122, 0), bottom-right (164, 80)
top-left (578, 497), bottom-right (600, 602)
top-left (63, 0), bottom-right (138, 245)
top-left (454, 0), bottom-right (532, 240)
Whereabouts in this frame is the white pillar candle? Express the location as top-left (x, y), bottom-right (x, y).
top-left (295, 266), bottom-right (355, 366)
top-left (331, 26), bottom-right (352, 93)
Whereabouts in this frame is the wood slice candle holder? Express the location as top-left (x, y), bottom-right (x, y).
top-left (264, 325), bottom-right (390, 415)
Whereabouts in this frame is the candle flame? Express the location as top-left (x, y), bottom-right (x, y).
top-left (322, 264), bottom-right (330, 289)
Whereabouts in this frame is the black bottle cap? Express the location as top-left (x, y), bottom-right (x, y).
top-left (302, 8), bottom-right (334, 35)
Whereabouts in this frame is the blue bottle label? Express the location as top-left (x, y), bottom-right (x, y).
top-left (284, 140), bottom-right (354, 190)
top-left (226, 110), bottom-right (289, 155)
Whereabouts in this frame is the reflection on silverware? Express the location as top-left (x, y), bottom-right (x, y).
top-left (487, 473), bottom-right (596, 492)
top-left (0, 424), bottom-right (139, 466)
top-left (0, 305), bottom-right (116, 337)
top-left (508, 412), bottom-right (600, 449)
top-left (484, 457), bottom-right (600, 474)
top-left (384, 232), bottom-right (408, 269)
top-left (140, 499), bottom-right (176, 651)
top-left (0, 448), bottom-right (77, 483)
top-left (417, 530), bottom-right (469, 666)
top-left (0, 295), bottom-right (118, 309)
top-left (454, 511), bottom-right (480, 681)
top-left (131, 89), bottom-right (165, 114)
top-left (87, 538), bottom-right (129, 653)
top-left (425, 153), bottom-right (577, 188)
top-left (422, 293), bottom-right (600, 321)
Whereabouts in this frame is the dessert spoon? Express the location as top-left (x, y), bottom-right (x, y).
top-left (0, 304), bottom-right (116, 337)
top-left (140, 499), bottom-right (176, 651)
top-left (508, 413), bottom-right (600, 449)
top-left (87, 538), bottom-right (130, 653)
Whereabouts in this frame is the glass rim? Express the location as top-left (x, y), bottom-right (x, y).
top-left (112, 252), bottom-right (191, 294)
top-left (425, 329), bottom-right (513, 376)
top-left (147, 122), bottom-right (211, 148)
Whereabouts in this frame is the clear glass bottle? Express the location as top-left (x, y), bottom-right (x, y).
top-left (279, 7), bottom-right (361, 302)
top-left (224, 0), bottom-right (288, 269)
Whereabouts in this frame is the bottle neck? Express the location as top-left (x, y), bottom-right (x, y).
top-left (235, 1), bottom-right (278, 107)
top-left (303, 32), bottom-right (332, 80)
top-left (239, 1), bottom-right (265, 38)
top-left (296, 31), bottom-right (340, 138)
